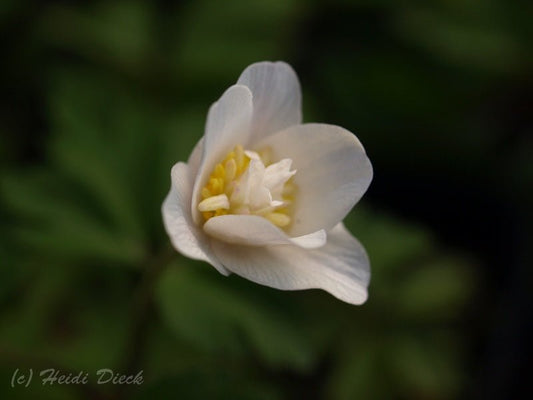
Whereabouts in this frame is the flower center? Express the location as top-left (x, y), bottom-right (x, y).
top-left (198, 145), bottom-right (296, 228)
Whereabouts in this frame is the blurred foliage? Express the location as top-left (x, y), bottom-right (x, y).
top-left (1, 0), bottom-right (530, 399)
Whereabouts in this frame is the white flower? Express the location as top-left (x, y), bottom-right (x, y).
top-left (162, 61), bottom-right (373, 305)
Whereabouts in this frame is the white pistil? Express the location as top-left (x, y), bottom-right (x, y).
top-left (244, 150), bottom-right (261, 160)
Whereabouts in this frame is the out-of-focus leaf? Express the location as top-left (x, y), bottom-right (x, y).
top-left (156, 262), bottom-right (315, 370)
top-left (48, 71), bottom-right (150, 239)
top-left (0, 262), bottom-right (131, 371)
top-left (0, 0), bottom-right (21, 24)
top-left (327, 207), bottom-right (473, 399)
top-left (326, 340), bottom-right (386, 400)
top-left (39, 0), bottom-right (154, 72)
top-left (1, 172), bottom-right (144, 265)
top-left (393, 9), bottom-right (527, 74)
top-left (173, 0), bottom-right (300, 87)
top-left (344, 207), bottom-right (433, 279)
top-left (389, 333), bottom-right (462, 398)
top-left (0, 244), bottom-right (30, 305)
top-left (394, 257), bottom-right (475, 319)
top-left (46, 69), bottom-right (210, 247)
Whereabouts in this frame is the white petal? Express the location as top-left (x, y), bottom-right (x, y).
top-left (290, 229), bottom-right (327, 248)
top-left (211, 223), bottom-right (370, 305)
top-left (162, 162), bottom-right (229, 275)
top-left (203, 215), bottom-right (326, 249)
top-left (191, 85), bottom-right (253, 224)
top-left (237, 61), bottom-right (302, 142)
top-left (257, 123), bottom-right (373, 237)
top-left (187, 136), bottom-right (204, 178)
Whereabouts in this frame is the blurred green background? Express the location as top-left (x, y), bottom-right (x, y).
top-left (0, 0), bottom-right (531, 399)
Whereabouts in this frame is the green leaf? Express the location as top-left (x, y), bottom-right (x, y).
top-left (0, 261), bottom-right (131, 371)
top-left (172, 0), bottom-right (300, 87)
top-left (344, 207), bottom-right (433, 281)
top-left (156, 262), bottom-right (315, 370)
top-left (393, 9), bottom-right (526, 74)
top-left (389, 332), bottom-right (463, 398)
top-left (1, 172), bottom-right (144, 265)
top-left (394, 257), bottom-right (475, 320)
top-left (326, 340), bottom-right (386, 400)
top-left (39, 0), bottom-right (154, 72)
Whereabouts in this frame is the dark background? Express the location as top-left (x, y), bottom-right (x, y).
top-left (0, 0), bottom-right (531, 399)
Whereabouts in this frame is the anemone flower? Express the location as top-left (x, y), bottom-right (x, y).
top-left (163, 61), bottom-right (373, 305)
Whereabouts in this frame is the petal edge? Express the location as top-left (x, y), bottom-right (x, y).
top-left (212, 223), bottom-right (370, 305)
top-left (162, 162), bottom-right (229, 275)
top-left (237, 61), bottom-right (302, 142)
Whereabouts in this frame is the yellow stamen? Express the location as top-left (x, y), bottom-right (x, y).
top-left (235, 145), bottom-right (245, 172)
top-left (225, 158), bottom-right (236, 182)
top-left (214, 163), bottom-right (225, 179)
top-left (198, 144), bottom-right (296, 228)
top-left (265, 212), bottom-right (291, 227)
top-left (198, 194), bottom-right (230, 212)
top-left (199, 145), bottom-right (251, 222)
top-left (201, 187), bottom-right (211, 199)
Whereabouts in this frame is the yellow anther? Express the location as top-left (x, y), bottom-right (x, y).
top-left (202, 211), bottom-right (214, 220)
top-left (215, 209), bottom-right (228, 217)
top-left (235, 145), bottom-right (245, 171)
top-left (201, 187), bottom-right (211, 199)
top-left (224, 151), bottom-right (235, 162)
top-left (208, 177), bottom-right (224, 194)
top-left (198, 194), bottom-right (230, 212)
top-left (225, 180), bottom-right (236, 197)
top-left (198, 144), bottom-right (294, 227)
top-left (208, 178), bottom-right (216, 192)
top-left (200, 145), bottom-right (251, 222)
top-left (214, 163), bottom-right (225, 179)
top-left (225, 158), bottom-right (237, 182)
top-left (265, 213), bottom-right (291, 227)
